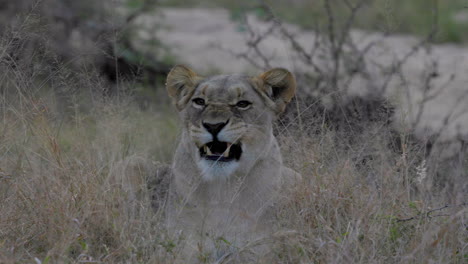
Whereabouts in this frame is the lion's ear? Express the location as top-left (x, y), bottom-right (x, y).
top-left (166, 65), bottom-right (200, 111)
top-left (257, 68), bottom-right (296, 113)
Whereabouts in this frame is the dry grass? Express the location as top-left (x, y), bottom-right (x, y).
top-left (0, 5), bottom-right (467, 264)
top-left (0, 87), bottom-right (180, 263)
top-left (274, 127), bottom-right (467, 263)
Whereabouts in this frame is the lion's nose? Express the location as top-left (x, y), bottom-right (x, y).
top-left (203, 121), bottom-right (228, 136)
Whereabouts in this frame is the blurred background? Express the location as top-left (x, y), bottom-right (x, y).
top-left (0, 0), bottom-right (467, 263)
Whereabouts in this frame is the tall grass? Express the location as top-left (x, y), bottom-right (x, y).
top-left (0, 83), bottom-right (180, 263)
top-left (0, 23), bottom-right (180, 261)
top-left (0, 4), bottom-right (467, 264)
top-left (274, 124), bottom-right (467, 263)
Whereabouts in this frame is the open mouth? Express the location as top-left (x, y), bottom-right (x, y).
top-left (199, 141), bottom-right (242, 162)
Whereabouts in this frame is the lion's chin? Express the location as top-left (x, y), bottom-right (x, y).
top-left (197, 159), bottom-right (239, 181)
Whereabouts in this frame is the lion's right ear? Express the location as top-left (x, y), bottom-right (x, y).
top-left (166, 65), bottom-right (201, 111)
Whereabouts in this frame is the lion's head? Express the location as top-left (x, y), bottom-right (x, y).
top-left (166, 65), bottom-right (296, 181)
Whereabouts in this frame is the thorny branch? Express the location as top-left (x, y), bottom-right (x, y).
top-left (242, 1), bottom-right (464, 142)
top-left (396, 202), bottom-right (467, 223)
top-left (213, 13), bottom-right (276, 70)
top-left (258, 1), bottom-right (324, 75)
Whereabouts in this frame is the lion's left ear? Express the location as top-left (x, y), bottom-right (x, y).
top-left (256, 68), bottom-right (296, 113)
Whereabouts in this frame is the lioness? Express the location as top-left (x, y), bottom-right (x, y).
top-left (164, 65), bottom-right (299, 261)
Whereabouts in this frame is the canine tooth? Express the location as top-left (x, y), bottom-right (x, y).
top-left (203, 145), bottom-right (208, 153)
top-left (224, 143), bottom-right (232, 157)
top-left (206, 147), bottom-right (213, 155)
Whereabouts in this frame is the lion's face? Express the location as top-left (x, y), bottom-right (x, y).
top-left (183, 75), bottom-right (276, 181)
top-left (166, 65), bottom-right (296, 181)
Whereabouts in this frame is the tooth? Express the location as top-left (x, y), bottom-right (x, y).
top-left (206, 147), bottom-right (213, 155)
top-left (203, 145), bottom-right (207, 153)
top-left (224, 143), bottom-right (232, 157)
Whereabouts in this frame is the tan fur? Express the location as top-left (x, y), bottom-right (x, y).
top-left (164, 65), bottom-right (300, 261)
top-left (166, 65), bottom-right (203, 111)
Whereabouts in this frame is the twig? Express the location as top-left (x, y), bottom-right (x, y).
top-left (396, 202), bottom-right (467, 222)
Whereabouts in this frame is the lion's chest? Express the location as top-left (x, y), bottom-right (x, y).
top-left (167, 173), bottom-right (280, 240)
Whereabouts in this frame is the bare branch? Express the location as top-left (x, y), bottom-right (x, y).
top-left (396, 202), bottom-right (467, 222)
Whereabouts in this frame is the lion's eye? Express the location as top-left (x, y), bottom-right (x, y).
top-left (236, 100), bottom-right (252, 109)
top-left (192, 98), bottom-right (206, 107)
